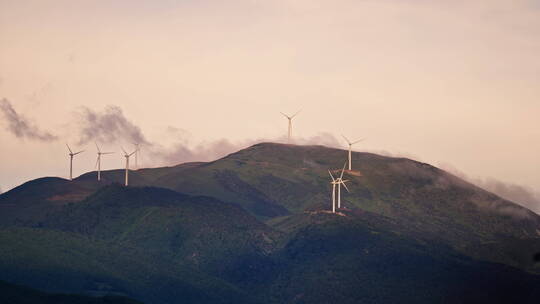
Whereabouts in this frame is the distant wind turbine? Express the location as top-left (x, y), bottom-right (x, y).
top-left (121, 147), bottom-right (137, 186)
top-left (329, 170), bottom-right (338, 213)
top-left (336, 162), bottom-right (350, 209)
top-left (95, 142), bottom-right (114, 182)
top-left (66, 144), bottom-right (84, 181)
top-left (280, 110), bottom-right (301, 143)
top-left (328, 162), bottom-right (350, 212)
top-left (342, 135), bottom-right (364, 170)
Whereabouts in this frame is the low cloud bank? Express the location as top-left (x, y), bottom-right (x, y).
top-left (76, 106), bottom-right (149, 146)
top-left (147, 132), bottom-right (342, 167)
top-left (73, 104), bottom-right (342, 167)
top-left (0, 98), bottom-right (58, 142)
top-left (474, 178), bottom-right (540, 215)
top-left (439, 163), bottom-right (540, 214)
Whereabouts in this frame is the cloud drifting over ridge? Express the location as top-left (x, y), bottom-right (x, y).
top-left (439, 163), bottom-right (540, 214)
top-left (475, 178), bottom-right (540, 215)
top-left (148, 131), bottom-right (342, 166)
top-left (83, 105), bottom-right (538, 216)
top-left (3, 100), bottom-right (538, 216)
top-left (73, 105), bottom-right (343, 166)
top-left (0, 98), bottom-right (58, 142)
top-left (76, 106), bottom-right (150, 146)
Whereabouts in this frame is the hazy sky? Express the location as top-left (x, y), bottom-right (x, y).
top-left (1, 1), bottom-right (539, 204)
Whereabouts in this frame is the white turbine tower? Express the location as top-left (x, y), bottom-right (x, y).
top-left (328, 163), bottom-right (350, 212)
top-left (66, 144), bottom-right (84, 181)
top-left (329, 170), bottom-right (338, 213)
top-left (95, 143), bottom-right (114, 182)
top-left (122, 147), bottom-right (137, 186)
top-left (336, 163), bottom-right (350, 209)
top-left (280, 110), bottom-right (301, 143)
top-left (342, 135), bottom-right (364, 171)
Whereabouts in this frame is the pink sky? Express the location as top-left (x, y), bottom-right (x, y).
top-left (0, 0), bottom-right (539, 209)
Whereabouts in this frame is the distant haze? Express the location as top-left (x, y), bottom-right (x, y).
top-left (0, 0), bottom-right (538, 212)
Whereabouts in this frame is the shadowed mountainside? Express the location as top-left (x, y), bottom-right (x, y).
top-left (0, 279), bottom-right (142, 304)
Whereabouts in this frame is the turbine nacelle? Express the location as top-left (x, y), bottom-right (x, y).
top-left (280, 110), bottom-right (301, 120)
top-left (66, 143), bottom-right (84, 156)
top-left (121, 147), bottom-right (137, 158)
top-left (95, 142), bottom-right (114, 156)
top-left (342, 134), bottom-right (365, 147)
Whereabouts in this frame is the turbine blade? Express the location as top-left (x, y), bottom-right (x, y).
top-left (103, 152), bottom-right (114, 155)
top-left (339, 162), bottom-right (347, 179)
top-left (121, 146), bottom-right (127, 155)
top-left (128, 150), bottom-right (136, 157)
top-left (341, 134), bottom-right (351, 144)
top-left (95, 157), bottom-right (99, 169)
top-left (66, 143), bottom-right (73, 154)
top-left (280, 111), bottom-right (290, 119)
top-left (342, 181), bottom-right (350, 193)
top-left (351, 138), bottom-right (365, 145)
top-left (328, 170), bottom-right (335, 181)
top-left (95, 142), bottom-right (101, 153)
top-left (73, 150), bottom-right (84, 155)
top-left (291, 109), bottom-right (301, 118)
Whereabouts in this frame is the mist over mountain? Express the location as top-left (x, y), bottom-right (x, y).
top-left (73, 104), bottom-right (341, 167)
top-left (76, 105), bottom-right (149, 146)
top-left (0, 98), bottom-right (58, 142)
top-left (1, 143), bottom-right (539, 303)
top-left (439, 163), bottom-right (540, 215)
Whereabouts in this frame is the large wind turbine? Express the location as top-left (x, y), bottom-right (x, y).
top-left (336, 163), bottom-right (350, 209)
top-left (95, 143), bottom-right (114, 181)
top-left (122, 147), bottom-right (137, 186)
top-left (329, 170), bottom-right (338, 213)
top-left (342, 135), bottom-right (364, 170)
top-left (66, 144), bottom-right (84, 181)
top-left (280, 110), bottom-right (301, 143)
top-left (328, 163), bottom-right (350, 212)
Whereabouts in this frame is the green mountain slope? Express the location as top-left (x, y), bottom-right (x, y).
top-left (43, 185), bottom-right (280, 277)
top-left (1, 142), bottom-right (540, 303)
top-left (136, 143), bottom-right (540, 270)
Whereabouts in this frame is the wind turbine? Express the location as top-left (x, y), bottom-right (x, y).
top-left (280, 110), bottom-right (301, 143)
top-left (328, 162), bottom-right (350, 212)
top-left (121, 147), bottom-right (137, 186)
top-left (66, 144), bottom-right (84, 181)
top-left (336, 162), bottom-right (350, 209)
top-left (329, 170), bottom-right (338, 213)
top-left (342, 135), bottom-right (364, 170)
top-left (95, 143), bottom-right (114, 182)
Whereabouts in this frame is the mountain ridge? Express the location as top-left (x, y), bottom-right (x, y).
top-left (1, 142), bottom-right (540, 303)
